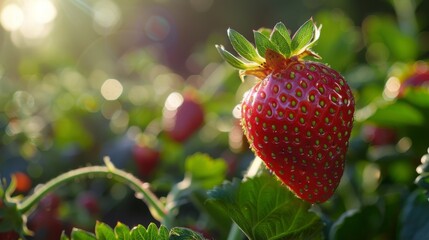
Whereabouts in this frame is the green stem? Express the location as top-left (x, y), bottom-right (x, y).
top-left (18, 161), bottom-right (167, 223)
top-left (226, 157), bottom-right (263, 240)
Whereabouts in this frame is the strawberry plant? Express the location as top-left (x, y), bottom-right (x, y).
top-left (1, 1), bottom-right (429, 239)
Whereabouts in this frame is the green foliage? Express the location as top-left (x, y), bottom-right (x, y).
top-left (227, 29), bottom-right (264, 63)
top-left (367, 101), bottom-right (424, 127)
top-left (254, 30), bottom-right (279, 58)
top-left (62, 222), bottom-right (205, 240)
top-left (184, 153), bottom-right (227, 190)
top-left (363, 15), bottom-right (418, 62)
top-left (207, 173), bottom-right (324, 240)
top-left (216, 18), bottom-right (321, 71)
top-left (400, 190), bottom-right (429, 240)
top-left (313, 11), bottom-right (360, 71)
top-left (415, 147), bottom-right (429, 200)
top-left (270, 22), bottom-right (292, 57)
top-left (329, 204), bottom-right (383, 240)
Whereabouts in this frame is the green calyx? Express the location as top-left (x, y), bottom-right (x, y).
top-left (216, 18), bottom-right (321, 77)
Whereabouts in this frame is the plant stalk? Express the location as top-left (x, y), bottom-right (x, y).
top-left (18, 162), bottom-right (166, 223)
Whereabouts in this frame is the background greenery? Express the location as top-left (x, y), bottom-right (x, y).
top-left (1, 0), bottom-right (429, 239)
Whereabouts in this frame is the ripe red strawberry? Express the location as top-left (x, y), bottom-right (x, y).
top-left (361, 124), bottom-right (397, 146)
top-left (133, 141), bottom-right (160, 177)
top-left (162, 91), bottom-right (205, 142)
top-left (217, 18), bottom-right (355, 203)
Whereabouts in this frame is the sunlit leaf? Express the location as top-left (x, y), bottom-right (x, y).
top-left (207, 173), bottom-right (323, 240)
top-left (129, 223), bottom-right (169, 240)
top-left (270, 30), bottom-right (291, 57)
top-left (272, 22), bottom-right (291, 45)
top-left (227, 28), bottom-right (264, 63)
top-left (115, 222), bottom-right (130, 240)
top-left (216, 45), bottom-right (258, 70)
top-left (185, 153), bottom-right (227, 189)
top-left (291, 19), bottom-right (314, 54)
top-left (254, 31), bottom-right (279, 58)
top-left (95, 222), bottom-right (115, 240)
top-left (70, 228), bottom-right (96, 240)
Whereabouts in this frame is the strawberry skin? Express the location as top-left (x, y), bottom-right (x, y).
top-left (241, 60), bottom-right (354, 203)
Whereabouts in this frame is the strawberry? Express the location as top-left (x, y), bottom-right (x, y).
top-left (11, 172), bottom-right (32, 193)
top-left (76, 191), bottom-right (100, 215)
top-left (132, 136), bottom-right (160, 177)
top-left (361, 124), bottom-right (397, 146)
top-left (162, 91), bottom-right (205, 142)
top-left (216, 18), bottom-right (355, 203)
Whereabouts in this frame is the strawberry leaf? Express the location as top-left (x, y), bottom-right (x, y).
top-left (95, 222), bottom-right (116, 240)
top-left (70, 229), bottom-right (96, 240)
top-left (207, 173), bottom-right (324, 240)
top-left (272, 22), bottom-right (291, 45)
top-left (216, 45), bottom-right (258, 70)
top-left (291, 18), bottom-right (315, 55)
top-left (329, 204), bottom-right (383, 240)
top-left (270, 30), bottom-right (291, 57)
top-left (114, 222), bottom-right (130, 240)
top-left (169, 227), bottom-right (206, 240)
top-left (185, 153), bottom-right (227, 189)
top-left (254, 31), bottom-right (279, 58)
top-left (400, 190), bottom-right (429, 240)
top-left (130, 223), bottom-right (169, 240)
top-left (227, 28), bottom-right (264, 63)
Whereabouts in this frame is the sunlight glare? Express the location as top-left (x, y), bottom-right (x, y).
top-left (93, 0), bottom-right (121, 34)
top-left (1, 3), bottom-right (24, 31)
top-left (1, 0), bottom-right (57, 44)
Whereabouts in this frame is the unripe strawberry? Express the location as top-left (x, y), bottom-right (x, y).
top-left (217, 18), bottom-right (355, 203)
top-left (11, 172), bottom-right (32, 193)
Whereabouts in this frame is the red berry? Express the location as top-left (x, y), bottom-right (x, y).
top-left (77, 192), bottom-right (99, 215)
top-left (217, 19), bottom-right (355, 203)
top-left (399, 62), bottom-right (429, 95)
top-left (0, 231), bottom-right (19, 240)
top-left (28, 194), bottom-right (63, 240)
top-left (133, 143), bottom-right (160, 177)
top-left (361, 124), bottom-right (397, 146)
top-left (12, 172), bottom-right (32, 193)
top-left (39, 193), bottom-right (61, 213)
top-left (163, 91), bottom-right (204, 142)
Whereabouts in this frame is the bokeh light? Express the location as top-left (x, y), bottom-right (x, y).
top-left (1, 3), bottom-right (24, 31)
top-left (92, 0), bottom-right (121, 35)
top-left (101, 79), bottom-right (123, 101)
top-left (1, 0), bottom-right (57, 46)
